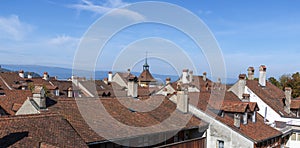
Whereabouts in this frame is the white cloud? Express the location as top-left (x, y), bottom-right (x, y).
top-left (68, 0), bottom-right (145, 21)
top-left (48, 35), bottom-right (79, 46)
top-left (69, 0), bottom-right (127, 14)
top-left (0, 15), bottom-right (33, 40)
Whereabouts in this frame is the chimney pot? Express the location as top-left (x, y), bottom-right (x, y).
top-left (284, 87), bottom-right (292, 114)
top-left (237, 76), bottom-right (246, 99)
top-left (67, 87), bottom-right (73, 98)
top-left (259, 65), bottom-right (267, 87)
top-left (166, 77), bottom-right (171, 85)
top-left (19, 70), bottom-right (25, 78)
top-left (103, 78), bottom-right (108, 84)
top-left (242, 93), bottom-right (250, 102)
top-left (108, 71), bottom-right (113, 82)
top-left (203, 72), bottom-right (207, 81)
top-left (27, 72), bottom-right (32, 79)
top-left (247, 67), bottom-right (255, 80)
top-left (234, 113), bottom-right (241, 128)
top-left (127, 77), bottom-right (138, 97)
top-left (43, 72), bottom-right (49, 81)
top-left (189, 70), bottom-right (193, 82)
top-left (182, 69), bottom-right (189, 84)
top-left (239, 74), bottom-right (246, 80)
top-left (177, 89), bottom-right (189, 113)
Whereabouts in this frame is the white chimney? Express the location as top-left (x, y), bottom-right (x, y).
top-left (247, 67), bottom-right (255, 80)
top-left (43, 72), bottom-right (49, 81)
top-left (165, 77), bottom-right (171, 85)
top-left (252, 111), bottom-right (257, 123)
top-left (108, 71), bottom-right (113, 82)
top-left (234, 113), bottom-right (241, 128)
top-left (27, 72), bottom-right (32, 79)
top-left (32, 86), bottom-right (46, 109)
top-left (238, 74), bottom-right (246, 99)
top-left (189, 70), bottom-right (193, 83)
top-left (67, 87), bottom-right (73, 98)
top-left (127, 77), bottom-right (138, 97)
top-left (182, 69), bottom-right (189, 84)
top-left (103, 78), bottom-right (108, 84)
top-left (259, 65), bottom-right (267, 87)
top-left (243, 112), bottom-right (248, 125)
top-left (19, 70), bottom-right (24, 78)
top-left (203, 72), bottom-right (207, 81)
top-left (284, 87), bottom-right (292, 114)
top-left (177, 89), bottom-right (189, 113)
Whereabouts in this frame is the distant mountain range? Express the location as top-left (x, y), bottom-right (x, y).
top-left (1, 64), bottom-right (237, 84)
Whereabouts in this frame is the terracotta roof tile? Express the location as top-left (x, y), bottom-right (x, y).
top-left (291, 99), bottom-right (300, 109)
top-left (48, 97), bottom-right (206, 143)
top-left (138, 70), bottom-right (156, 82)
top-left (246, 80), bottom-right (292, 117)
top-left (189, 90), bottom-right (282, 142)
top-left (0, 113), bottom-right (87, 147)
top-left (0, 90), bottom-right (32, 115)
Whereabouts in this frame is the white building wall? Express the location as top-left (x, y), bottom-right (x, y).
top-left (245, 86), bottom-right (281, 123)
top-left (16, 99), bottom-right (39, 115)
top-left (112, 73), bottom-right (128, 88)
top-left (189, 105), bottom-right (254, 148)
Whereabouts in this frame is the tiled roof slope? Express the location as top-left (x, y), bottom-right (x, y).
top-left (0, 113), bottom-right (87, 147)
top-left (291, 99), bottom-right (300, 109)
top-left (49, 97), bottom-right (206, 143)
top-left (191, 90), bottom-right (282, 142)
top-left (246, 80), bottom-right (292, 117)
top-left (138, 70), bottom-right (156, 82)
top-left (0, 90), bottom-right (32, 115)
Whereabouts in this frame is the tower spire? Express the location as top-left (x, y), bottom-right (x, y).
top-left (143, 51), bottom-right (149, 70)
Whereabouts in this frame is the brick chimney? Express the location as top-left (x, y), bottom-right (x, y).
top-left (284, 87), bottom-right (292, 114)
top-left (27, 72), bottom-right (32, 79)
top-left (237, 74), bottom-right (246, 99)
top-left (165, 77), bottom-right (171, 85)
top-left (242, 93), bottom-right (250, 102)
top-left (182, 69), bottom-right (189, 84)
top-left (234, 113), bottom-right (241, 128)
top-left (19, 70), bottom-right (24, 78)
top-left (127, 76), bottom-right (138, 97)
top-left (32, 86), bottom-right (46, 109)
top-left (247, 67), bottom-right (255, 80)
top-left (203, 72), bottom-right (207, 82)
top-left (43, 72), bottom-right (49, 81)
top-left (177, 88), bottom-right (189, 113)
top-left (108, 71), bottom-right (113, 82)
top-left (189, 70), bottom-right (193, 83)
top-left (259, 65), bottom-right (267, 87)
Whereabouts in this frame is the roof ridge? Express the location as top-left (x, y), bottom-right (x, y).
top-left (0, 113), bottom-right (60, 120)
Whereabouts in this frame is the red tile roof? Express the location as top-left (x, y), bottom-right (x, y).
top-left (291, 99), bottom-right (300, 109)
top-left (0, 90), bottom-right (32, 115)
top-left (190, 90), bottom-right (281, 142)
top-left (138, 70), bottom-right (156, 82)
top-left (48, 97), bottom-right (206, 143)
top-left (0, 113), bottom-right (87, 147)
top-left (246, 80), bottom-right (292, 117)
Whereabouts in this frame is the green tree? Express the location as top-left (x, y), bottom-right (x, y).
top-left (268, 77), bottom-right (281, 88)
top-left (270, 73), bottom-right (300, 98)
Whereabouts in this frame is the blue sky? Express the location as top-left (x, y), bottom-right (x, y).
top-left (0, 0), bottom-right (299, 79)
